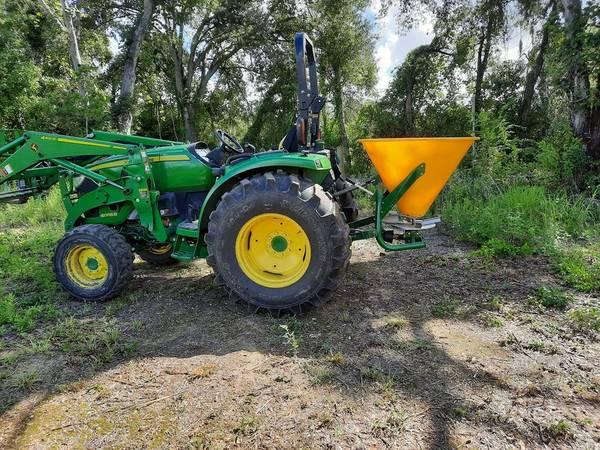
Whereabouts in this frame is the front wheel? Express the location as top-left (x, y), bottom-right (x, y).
top-left (205, 171), bottom-right (351, 313)
top-left (53, 224), bottom-right (133, 302)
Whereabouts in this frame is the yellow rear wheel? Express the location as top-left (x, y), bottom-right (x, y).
top-left (206, 172), bottom-right (351, 313)
top-left (235, 213), bottom-right (311, 288)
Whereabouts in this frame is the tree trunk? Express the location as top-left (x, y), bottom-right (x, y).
top-left (474, 17), bottom-right (493, 116)
top-left (115, 0), bottom-right (155, 134)
top-left (561, 0), bottom-right (596, 158)
top-left (183, 104), bottom-right (196, 142)
top-left (404, 75), bottom-right (415, 135)
top-left (332, 70), bottom-right (350, 173)
top-left (519, 7), bottom-right (553, 124)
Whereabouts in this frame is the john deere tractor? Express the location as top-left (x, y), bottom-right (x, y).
top-left (0, 33), bottom-right (476, 313)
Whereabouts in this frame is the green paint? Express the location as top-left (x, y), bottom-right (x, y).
top-left (271, 236), bottom-right (288, 252)
top-left (86, 258), bottom-right (99, 270)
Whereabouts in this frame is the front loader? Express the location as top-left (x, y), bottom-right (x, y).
top-left (0, 33), bottom-right (477, 313)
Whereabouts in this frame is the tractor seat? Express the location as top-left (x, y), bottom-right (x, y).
top-left (189, 142), bottom-right (224, 167)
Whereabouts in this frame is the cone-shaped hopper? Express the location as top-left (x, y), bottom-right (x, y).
top-left (359, 137), bottom-right (477, 218)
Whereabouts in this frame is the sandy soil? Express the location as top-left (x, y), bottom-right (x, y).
top-left (1, 230), bottom-right (599, 449)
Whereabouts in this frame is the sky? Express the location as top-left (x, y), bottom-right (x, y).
top-left (368, 1), bottom-right (530, 95)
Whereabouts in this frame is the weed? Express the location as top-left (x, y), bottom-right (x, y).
top-left (22, 337), bottom-right (51, 355)
top-left (535, 286), bottom-right (572, 310)
top-left (279, 324), bottom-right (301, 356)
top-left (555, 243), bottom-right (600, 293)
top-left (131, 319), bottom-right (144, 332)
top-left (11, 369), bottom-right (41, 390)
top-left (307, 363), bottom-right (336, 385)
top-left (443, 183), bottom-right (594, 257)
top-left (191, 363), bottom-right (218, 379)
top-left (487, 296), bottom-right (503, 311)
top-left (450, 405), bottom-right (468, 418)
top-left (546, 419), bottom-right (572, 440)
top-left (525, 340), bottom-right (546, 352)
top-left (372, 407), bottom-right (407, 435)
top-left (383, 314), bottom-right (407, 329)
top-left (0, 351), bottom-right (18, 367)
top-left (568, 307), bottom-right (600, 333)
top-left (233, 415), bottom-right (259, 436)
top-left (485, 314), bottom-right (504, 328)
top-left (324, 351), bottom-right (346, 365)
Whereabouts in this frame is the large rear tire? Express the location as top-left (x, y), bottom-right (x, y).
top-left (205, 171), bottom-right (351, 313)
top-left (53, 224), bottom-right (133, 302)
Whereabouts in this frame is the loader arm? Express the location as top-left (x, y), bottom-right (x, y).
top-left (0, 131), bottom-right (168, 242)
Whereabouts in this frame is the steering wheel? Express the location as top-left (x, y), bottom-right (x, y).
top-left (215, 129), bottom-right (244, 154)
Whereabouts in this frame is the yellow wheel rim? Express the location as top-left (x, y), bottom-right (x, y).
top-left (148, 244), bottom-right (172, 255)
top-left (65, 244), bottom-right (109, 288)
top-left (235, 213), bottom-right (311, 288)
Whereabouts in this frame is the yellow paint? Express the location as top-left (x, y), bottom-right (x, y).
top-left (235, 213), bottom-right (311, 288)
top-left (359, 137), bottom-right (478, 217)
top-left (147, 244), bottom-right (172, 255)
top-left (65, 244), bottom-right (109, 288)
top-left (56, 137), bottom-right (127, 150)
top-left (88, 155), bottom-right (190, 172)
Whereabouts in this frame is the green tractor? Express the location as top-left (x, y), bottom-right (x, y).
top-left (0, 33), bottom-right (476, 313)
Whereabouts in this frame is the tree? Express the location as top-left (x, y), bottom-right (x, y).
top-left (157, 0), bottom-right (269, 141)
top-left (315, 0), bottom-right (377, 172)
top-left (114, 0), bottom-right (156, 134)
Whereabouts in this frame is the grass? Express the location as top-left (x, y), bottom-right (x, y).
top-left (555, 242), bottom-right (600, 293)
top-left (50, 317), bottom-right (125, 364)
top-left (443, 184), bottom-right (596, 258)
top-left (0, 188), bottom-right (64, 227)
top-left (10, 368), bottom-right (42, 390)
top-left (568, 307), bottom-right (600, 333)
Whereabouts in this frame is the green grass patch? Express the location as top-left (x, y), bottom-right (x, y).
top-left (442, 185), bottom-right (595, 257)
top-left (0, 188), bottom-right (65, 227)
top-left (568, 307), bottom-right (600, 333)
top-left (51, 317), bottom-right (124, 364)
top-left (555, 242), bottom-right (600, 293)
top-left (535, 286), bottom-right (572, 310)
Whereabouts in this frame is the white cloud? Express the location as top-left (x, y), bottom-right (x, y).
top-left (368, 4), bottom-right (434, 95)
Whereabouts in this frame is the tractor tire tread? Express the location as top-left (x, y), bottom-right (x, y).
top-left (205, 171), bottom-right (351, 314)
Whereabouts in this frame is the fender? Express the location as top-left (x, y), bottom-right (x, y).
top-left (197, 150), bottom-right (332, 234)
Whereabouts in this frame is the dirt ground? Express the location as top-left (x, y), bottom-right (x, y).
top-left (1, 229), bottom-right (599, 449)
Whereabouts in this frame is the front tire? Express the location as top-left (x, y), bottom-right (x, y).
top-left (205, 171), bottom-right (351, 313)
top-left (53, 224), bottom-right (133, 302)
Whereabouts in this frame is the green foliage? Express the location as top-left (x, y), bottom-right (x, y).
top-left (568, 307), bottom-right (600, 332)
top-left (536, 122), bottom-right (588, 190)
top-left (0, 188), bottom-right (65, 227)
top-left (443, 185), bottom-right (592, 256)
top-left (555, 243), bottom-right (600, 293)
top-left (535, 286), bottom-right (572, 310)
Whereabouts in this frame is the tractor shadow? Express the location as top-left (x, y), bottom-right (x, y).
top-left (2, 238), bottom-right (553, 448)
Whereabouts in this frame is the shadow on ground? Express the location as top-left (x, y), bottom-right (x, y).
top-left (1, 233), bottom-right (598, 448)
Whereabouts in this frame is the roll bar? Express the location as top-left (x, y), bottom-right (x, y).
top-left (294, 32), bottom-right (325, 148)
